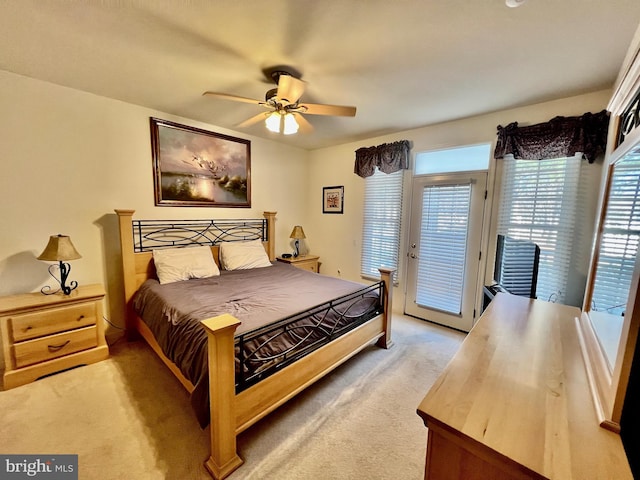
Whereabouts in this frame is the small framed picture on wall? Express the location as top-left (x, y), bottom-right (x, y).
top-left (323, 186), bottom-right (344, 214)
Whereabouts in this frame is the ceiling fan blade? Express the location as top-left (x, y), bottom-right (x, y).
top-left (236, 112), bottom-right (268, 128)
top-left (294, 113), bottom-right (314, 134)
top-left (299, 102), bottom-right (356, 117)
top-left (203, 91), bottom-right (264, 105)
top-left (277, 75), bottom-right (306, 104)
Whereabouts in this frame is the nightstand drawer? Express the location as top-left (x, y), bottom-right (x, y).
top-left (13, 325), bottom-right (98, 368)
top-left (277, 255), bottom-right (320, 273)
top-left (297, 262), bottom-right (318, 273)
top-left (10, 303), bottom-right (97, 342)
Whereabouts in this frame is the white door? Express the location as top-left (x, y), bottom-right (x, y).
top-left (404, 172), bottom-right (487, 331)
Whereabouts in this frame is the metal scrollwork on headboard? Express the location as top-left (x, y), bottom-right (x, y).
top-left (132, 218), bottom-right (267, 252)
top-left (617, 86), bottom-right (640, 147)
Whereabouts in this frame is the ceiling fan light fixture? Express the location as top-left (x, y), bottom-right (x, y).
top-left (205, 65), bottom-right (354, 136)
top-left (265, 111), bottom-right (281, 133)
top-left (265, 111), bottom-right (299, 135)
top-left (283, 113), bottom-right (299, 135)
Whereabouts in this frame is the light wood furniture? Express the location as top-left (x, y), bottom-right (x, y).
top-left (417, 293), bottom-right (632, 480)
top-left (276, 254), bottom-right (320, 273)
top-left (115, 209), bottom-right (394, 479)
top-left (1, 284), bottom-right (109, 390)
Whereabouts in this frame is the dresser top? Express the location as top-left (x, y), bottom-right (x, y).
top-left (0, 284), bottom-right (105, 314)
top-left (417, 292), bottom-right (632, 479)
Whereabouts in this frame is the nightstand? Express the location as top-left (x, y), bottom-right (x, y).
top-left (0, 284), bottom-right (109, 389)
top-left (277, 255), bottom-right (321, 273)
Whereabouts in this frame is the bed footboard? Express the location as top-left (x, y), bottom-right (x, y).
top-left (200, 314), bottom-right (243, 479)
top-left (200, 267), bottom-right (394, 479)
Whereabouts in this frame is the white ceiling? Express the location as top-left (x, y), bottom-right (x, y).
top-left (1, 1), bottom-right (640, 150)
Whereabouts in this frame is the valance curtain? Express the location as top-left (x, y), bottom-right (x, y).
top-left (354, 140), bottom-right (411, 178)
top-left (494, 110), bottom-right (609, 163)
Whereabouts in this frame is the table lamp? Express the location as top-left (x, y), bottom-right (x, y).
top-left (37, 234), bottom-right (82, 295)
top-left (289, 226), bottom-right (306, 258)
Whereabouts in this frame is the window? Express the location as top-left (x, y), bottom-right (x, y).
top-left (361, 168), bottom-right (404, 281)
top-left (415, 143), bottom-right (490, 175)
top-left (497, 155), bottom-right (596, 305)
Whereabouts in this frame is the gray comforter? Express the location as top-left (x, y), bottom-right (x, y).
top-left (132, 261), bottom-right (379, 426)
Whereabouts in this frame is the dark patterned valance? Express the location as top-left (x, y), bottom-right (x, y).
top-left (494, 110), bottom-right (609, 163)
top-left (354, 140), bottom-right (411, 178)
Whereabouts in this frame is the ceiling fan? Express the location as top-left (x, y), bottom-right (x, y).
top-left (202, 66), bottom-right (357, 135)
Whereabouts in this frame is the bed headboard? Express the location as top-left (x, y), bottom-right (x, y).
top-left (115, 209), bottom-right (277, 327)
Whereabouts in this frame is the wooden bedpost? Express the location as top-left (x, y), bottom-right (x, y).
top-left (263, 211), bottom-right (277, 261)
top-left (201, 314), bottom-right (243, 480)
top-left (115, 209), bottom-right (138, 339)
top-left (376, 267), bottom-right (395, 349)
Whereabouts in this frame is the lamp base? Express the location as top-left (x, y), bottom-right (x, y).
top-left (41, 261), bottom-right (78, 296)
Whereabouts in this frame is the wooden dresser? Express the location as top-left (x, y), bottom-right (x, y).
top-left (0, 284), bottom-right (109, 389)
top-left (417, 293), bottom-right (632, 479)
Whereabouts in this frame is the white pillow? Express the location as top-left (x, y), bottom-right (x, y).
top-left (153, 246), bottom-right (220, 284)
top-left (219, 240), bottom-right (272, 270)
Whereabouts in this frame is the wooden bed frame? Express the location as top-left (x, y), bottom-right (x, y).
top-left (115, 209), bottom-right (395, 479)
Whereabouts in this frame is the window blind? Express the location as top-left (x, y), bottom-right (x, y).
top-left (361, 169), bottom-right (403, 281)
top-left (591, 153), bottom-right (640, 315)
top-left (416, 183), bottom-right (471, 314)
top-left (497, 155), bottom-right (593, 304)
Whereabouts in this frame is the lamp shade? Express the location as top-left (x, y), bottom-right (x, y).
top-left (265, 112), bottom-right (299, 135)
top-left (37, 235), bottom-right (82, 261)
top-left (282, 113), bottom-right (299, 135)
top-left (289, 226), bottom-right (306, 240)
top-left (265, 111), bottom-right (281, 133)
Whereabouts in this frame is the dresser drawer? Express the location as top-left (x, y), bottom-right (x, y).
top-left (10, 303), bottom-right (96, 342)
top-left (13, 325), bottom-right (98, 368)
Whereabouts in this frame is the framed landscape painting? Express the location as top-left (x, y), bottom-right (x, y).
top-left (150, 117), bottom-right (251, 207)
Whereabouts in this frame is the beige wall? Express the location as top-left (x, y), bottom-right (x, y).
top-left (0, 69), bottom-right (309, 337)
top-left (307, 89), bottom-right (612, 313)
top-left (0, 67), bottom-right (613, 335)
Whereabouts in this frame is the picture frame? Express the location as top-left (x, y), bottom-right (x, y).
top-left (323, 186), bottom-right (344, 214)
top-left (150, 117), bottom-right (251, 207)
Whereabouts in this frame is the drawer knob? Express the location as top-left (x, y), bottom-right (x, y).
top-left (48, 340), bottom-right (71, 352)
top-left (77, 315), bottom-right (85, 321)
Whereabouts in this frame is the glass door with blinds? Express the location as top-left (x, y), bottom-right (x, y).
top-left (405, 172), bottom-right (487, 331)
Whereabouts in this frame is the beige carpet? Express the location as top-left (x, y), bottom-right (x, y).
top-left (0, 315), bottom-right (463, 480)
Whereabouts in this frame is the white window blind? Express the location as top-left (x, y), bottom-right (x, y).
top-left (591, 153), bottom-right (640, 315)
top-left (416, 183), bottom-right (471, 314)
top-left (361, 169), bottom-right (404, 281)
top-left (497, 155), bottom-right (593, 304)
